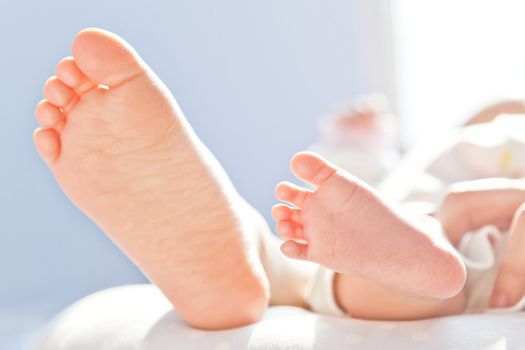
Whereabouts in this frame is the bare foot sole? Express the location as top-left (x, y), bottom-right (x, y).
top-left (273, 152), bottom-right (466, 299)
top-left (34, 28), bottom-right (269, 329)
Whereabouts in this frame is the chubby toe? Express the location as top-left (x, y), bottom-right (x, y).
top-left (43, 76), bottom-right (77, 109)
top-left (275, 181), bottom-right (311, 207)
top-left (55, 56), bottom-right (94, 93)
top-left (276, 221), bottom-right (304, 240)
top-left (72, 28), bottom-right (145, 87)
top-left (290, 152), bottom-right (337, 187)
top-left (33, 128), bottom-right (61, 163)
top-left (280, 240), bottom-right (309, 260)
top-left (35, 100), bottom-right (65, 129)
top-left (272, 204), bottom-right (302, 224)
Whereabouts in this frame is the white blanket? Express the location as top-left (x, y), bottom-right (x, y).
top-left (28, 284), bottom-right (525, 350)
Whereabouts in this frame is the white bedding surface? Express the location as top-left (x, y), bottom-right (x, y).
top-left (28, 284), bottom-right (525, 350)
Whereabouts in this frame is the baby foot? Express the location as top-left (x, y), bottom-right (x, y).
top-left (273, 152), bottom-right (466, 299)
top-left (34, 28), bottom-right (269, 329)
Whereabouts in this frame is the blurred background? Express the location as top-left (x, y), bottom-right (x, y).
top-left (1, 0), bottom-right (525, 348)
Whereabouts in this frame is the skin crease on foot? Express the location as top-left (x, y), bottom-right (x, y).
top-left (33, 28), bottom-right (271, 330)
top-left (273, 152), bottom-right (467, 300)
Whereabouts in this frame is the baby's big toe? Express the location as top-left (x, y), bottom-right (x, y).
top-left (290, 152), bottom-right (337, 188)
top-left (72, 28), bottom-right (145, 87)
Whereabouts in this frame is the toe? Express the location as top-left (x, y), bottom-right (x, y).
top-left (490, 264), bottom-right (525, 308)
top-left (33, 128), bottom-right (61, 163)
top-left (72, 28), bottom-right (145, 87)
top-left (290, 152), bottom-right (337, 187)
top-left (35, 100), bottom-right (65, 129)
top-left (490, 206), bottom-right (525, 308)
top-left (272, 204), bottom-right (302, 224)
top-left (275, 181), bottom-right (311, 207)
top-left (43, 76), bottom-right (77, 110)
top-left (276, 221), bottom-right (304, 240)
top-left (55, 56), bottom-right (95, 93)
top-left (280, 240), bottom-right (309, 261)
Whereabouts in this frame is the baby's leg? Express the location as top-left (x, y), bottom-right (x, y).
top-left (273, 152), bottom-right (466, 300)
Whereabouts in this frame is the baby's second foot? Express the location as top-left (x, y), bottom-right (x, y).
top-left (273, 152), bottom-right (466, 299)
